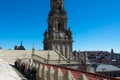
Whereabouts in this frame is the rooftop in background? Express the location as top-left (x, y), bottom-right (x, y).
top-left (96, 64), bottom-right (120, 72)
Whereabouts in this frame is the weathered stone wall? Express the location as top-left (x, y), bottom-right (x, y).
top-left (0, 50), bottom-right (32, 65)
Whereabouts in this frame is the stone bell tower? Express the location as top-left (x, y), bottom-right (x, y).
top-left (43, 0), bottom-right (73, 59)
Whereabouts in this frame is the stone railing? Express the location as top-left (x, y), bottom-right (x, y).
top-left (32, 53), bottom-right (67, 64)
top-left (32, 54), bottom-right (47, 63)
top-left (37, 63), bottom-right (120, 80)
top-left (17, 59), bottom-right (120, 80)
top-left (36, 63), bottom-right (88, 80)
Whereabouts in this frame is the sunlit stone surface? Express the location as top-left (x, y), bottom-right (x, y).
top-left (0, 59), bottom-right (22, 80)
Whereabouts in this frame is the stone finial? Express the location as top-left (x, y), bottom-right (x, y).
top-left (35, 63), bottom-right (39, 71)
top-left (47, 52), bottom-right (50, 63)
top-left (30, 59), bottom-right (33, 66)
top-left (84, 52), bottom-right (90, 64)
top-left (32, 63), bottom-right (36, 68)
top-left (38, 64), bottom-right (43, 77)
top-left (47, 52), bottom-right (50, 60)
top-left (54, 68), bottom-right (63, 80)
top-left (78, 74), bottom-right (88, 80)
top-left (47, 66), bottom-right (55, 80)
top-left (32, 43), bottom-right (35, 54)
top-left (63, 70), bottom-right (75, 80)
top-left (42, 65), bottom-right (48, 80)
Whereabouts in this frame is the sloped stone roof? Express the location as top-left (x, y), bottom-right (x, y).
top-left (0, 59), bottom-right (22, 80)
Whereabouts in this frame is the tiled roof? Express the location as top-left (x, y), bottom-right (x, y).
top-left (96, 64), bottom-right (120, 72)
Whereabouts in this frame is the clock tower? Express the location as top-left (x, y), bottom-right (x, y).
top-left (43, 0), bottom-right (73, 59)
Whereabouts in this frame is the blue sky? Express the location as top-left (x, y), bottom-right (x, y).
top-left (0, 0), bottom-right (120, 52)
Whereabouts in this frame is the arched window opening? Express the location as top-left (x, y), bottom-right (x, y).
top-left (58, 5), bottom-right (61, 10)
top-left (58, 23), bottom-right (62, 31)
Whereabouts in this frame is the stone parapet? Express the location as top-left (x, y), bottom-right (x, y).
top-left (17, 58), bottom-right (120, 80)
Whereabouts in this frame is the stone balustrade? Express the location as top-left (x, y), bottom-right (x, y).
top-left (16, 59), bottom-right (120, 80)
top-left (36, 64), bottom-right (88, 80)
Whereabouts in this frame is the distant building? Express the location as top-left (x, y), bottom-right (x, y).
top-left (0, 47), bottom-right (2, 49)
top-left (73, 50), bottom-right (120, 69)
top-left (14, 41), bottom-right (25, 50)
top-left (111, 60), bottom-right (120, 68)
top-left (73, 51), bottom-right (111, 63)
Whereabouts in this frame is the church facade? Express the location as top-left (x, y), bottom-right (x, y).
top-left (43, 0), bottom-right (73, 59)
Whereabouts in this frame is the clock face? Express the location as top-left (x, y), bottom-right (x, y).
top-left (60, 32), bottom-right (64, 37)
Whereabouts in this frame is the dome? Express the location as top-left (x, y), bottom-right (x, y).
top-left (14, 41), bottom-right (26, 50)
